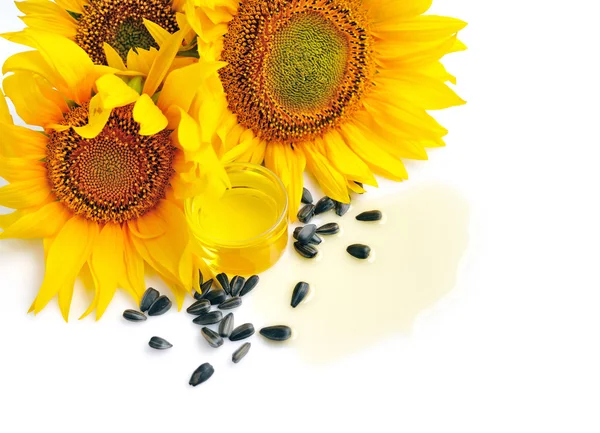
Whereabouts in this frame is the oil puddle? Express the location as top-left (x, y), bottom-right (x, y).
top-left (251, 183), bottom-right (470, 364)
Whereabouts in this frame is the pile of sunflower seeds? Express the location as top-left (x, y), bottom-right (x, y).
top-left (123, 272), bottom-right (292, 387)
top-left (294, 187), bottom-right (383, 260)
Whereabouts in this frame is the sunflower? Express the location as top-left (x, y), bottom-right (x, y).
top-left (6, 0), bottom-right (197, 66)
top-left (0, 30), bottom-right (228, 320)
top-left (184, 0), bottom-right (466, 217)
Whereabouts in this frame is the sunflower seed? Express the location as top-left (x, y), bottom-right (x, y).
top-left (316, 222), bottom-right (340, 235)
top-left (123, 309), bottom-right (147, 322)
top-left (198, 270), bottom-right (204, 287)
top-left (293, 226), bottom-right (302, 239)
top-left (189, 363), bottom-right (214, 387)
top-left (291, 282), bottom-right (310, 308)
top-left (147, 295), bottom-right (172, 316)
top-left (347, 244), bottom-right (371, 259)
top-left (229, 323), bottom-right (255, 341)
top-left (335, 201), bottom-right (351, 217)
top-left (240, 275), bottom-right (259, 296)
top-left (201, 327), bottom-right (224, 348)
top-left (204, 289), bottom-right (227, 305)
top-left (219, 312), bottom-right (234, 338)
top-left (259, 325), bottom-right (292, 341)
top-left (194, 278), bottom-right (213, 300)
top-left (218, 296), bottom-right (242, 310)
top-left (216, 273), bottom-right (230, 295)
top-left (356, 210), bottom-right (383, 222)
top-left (149, 336), bottom-right (172, 350)
top-left (294, 241), bottom-right (318, 259)
top-left (296, 224), bottom-right (317, 244)
top-left (186, 300), bottom-right (211, 316)
top-left (230, 276), bottom-right (245, 297)
top-left (192, 311), bottom-right (223, 325)
top-left (298, 204), bottom-right (315, 223)
top-left (140, 287), bottom-right (159, 312)
top-left (314, 196), bottom-right (335, 215)
top-left (309, 234), bottom-right (322, 245)
top-left (232, 343), bottom-right (251, 364)
top-left (301, 187), bottom-right (313, 204)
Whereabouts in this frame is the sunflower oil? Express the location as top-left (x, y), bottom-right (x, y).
top-left (186, 163), bottom-right (288, 275)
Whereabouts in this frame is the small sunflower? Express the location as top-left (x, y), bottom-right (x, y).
top-left (185, 0), bottom-right (466, 217)
top-left (7, 0), bottom-right (197, 65)
top-left (0, 30), bottom-right (228, 320)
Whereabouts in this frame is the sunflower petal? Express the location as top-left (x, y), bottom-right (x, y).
top-left (133, 94), bottom-right (168, 135)
top-left (0, 125), bottom-right (47, 160)
top-left (143, 18), bottom-right (172, 47)
top-left (103, 43), bottom-right (127, 70)
top-left (0, 179), bottom-right (51, 209)
top-left (303, 142), bottom-right (349, 203)
top-left (0, 201), bottom-right (70, 240)
top-left (322, 130), bottom-right (377, 186)
top-left (0, 90), bottom-right (13, 124)
top-left (143, 29), bottom-right (185, 96)
top-left (33, 216), bottom-right (98, 314)
top-left (72, 94), bottom-right (111, 139)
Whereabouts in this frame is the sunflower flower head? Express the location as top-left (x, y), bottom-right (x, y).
top-left (0, 29), bottom-right (228, 320)
top-left (185, 0), bottom-right (466, 218)
top-left (7, 0), bottom-right (195, 66)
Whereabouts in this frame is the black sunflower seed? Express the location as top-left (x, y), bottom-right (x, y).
top-left (296, 224), bottom-right (317, 244)
top-left (259, 325), bottom-right (292, 341)
top-left (186, 300), bottom-right (211, 316)
top-left (314, 196), bottom-right (335, 215)
top-left (335, 201), bottom-right (350, 217)
top-left (219, 312), bottom-right (234, 338)
top-left (192, 311), bottom-right (223, 325)
top-left (201, 327), bottom-right (224, 348)
top-left (194, 278), bottom-right (214, 301)
top-left (240, 275), bottom-right (259, 296)
top-left (229, 323), bottom-right (255, 341)
top-left (230, 276), bottom-right (245, 297)
top-left (139, 287), bottom-right (159, 312)
top-left (149, 336), bottom-right (172, 350)
top-left (189, 363), bottom-right (214, 387)
top-left (147, 295), bottom-right (172, 316)
top-left (216, 273), bottom-right (230, 295)
top-left (294, 241), bottom-right (318, 259)
top-left (123, 309), bottom-right (147, 322)
top-left (218, 296), bottom-right (242, 310)
top-left (291, 282), bottom-right (309, 308)
top-left (309, 234), bottom-right (322, 245)
top-left (316, 222), bottom-right (340, 235)
top-left (204, 289), bottom-right (227, 305)
top-left (347, 244), bottom-right (371, 259)
top-left (301, 187), bottom-right (313, 204)
top-left (297, 204), bottom-right (315, 224)
top-left (356, 210), bottom-right (383, 222)
top-left (232, 343), bottom-right (251, 364)
top-left (293, 226), bottom-right (302, 239)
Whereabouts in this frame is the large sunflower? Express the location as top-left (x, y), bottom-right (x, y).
top-left (7, 0), bottom-right (197, 65)
top-left (185, 0), bottom-right (466, 217)
top-left (0, 30), bottom-right (227, 320)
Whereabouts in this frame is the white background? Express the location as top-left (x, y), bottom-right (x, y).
top-left (1, 0), bottom-right (600, 432)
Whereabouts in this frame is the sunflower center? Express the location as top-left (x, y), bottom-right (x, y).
top-left (219, 0), bottom-right (374, 144)
top-left (74, 0), bottom-right (179, 64)
top-left (47, 104), bottom-right (175, 224)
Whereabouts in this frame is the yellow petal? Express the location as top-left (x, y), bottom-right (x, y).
top-left (374, 74), bottom-right (465, 110)
top-left (95, 74), bottom-right (140, 109)
top-left (366, 0), bottom-right (432, 22)
top-left (143, 18), bottom-right (172, 47)
top-left (0, 178), bottom-right (51, 209)
top-left (55, 0), bottom-right (85, 14)
top-left (0, 124), bottom-right (47, 160)
top-left (143, 30), bottom-right (185, 96)
top-left (0, 201), bottom-right (70, 240)
top-left (373, 15), bottom-right (466, 38)
top-left (264, 143), bottom-right (306, 220)
top-left (3, 72), bottom-right (66, 127)
top-left (0, 90), bottom-right (13, 124)
top-left (133, 94), bottom-right (168, 135)
top-left (90, 223), bottom-right (126, 320)
top-left (122, 228), bottom-right (146, 299)
top-left (0, 156), bottom-right (45, 183)
top-left (303, 142), bottom-right (349, 203)
top-left (103, 43), bottom-right (127, 70)
top-left (33, 216), bottom-right (98, 314)
top-left (72, 94), bottom-right (111, 139)
top-left (322, 130), bottom-right (377, 186)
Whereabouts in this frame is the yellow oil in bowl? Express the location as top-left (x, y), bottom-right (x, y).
top-left (186, 163), bottom-right (288, 275)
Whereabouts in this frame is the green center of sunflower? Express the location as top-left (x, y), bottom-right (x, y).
top-left (47, 103), bottom-right (175, 223)
top-left (219, 0), bottom-right (374, 144)
top-left (265, 12), bottom-right (349, 113)
top-left (74, 0), bottom-right (179, 65)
